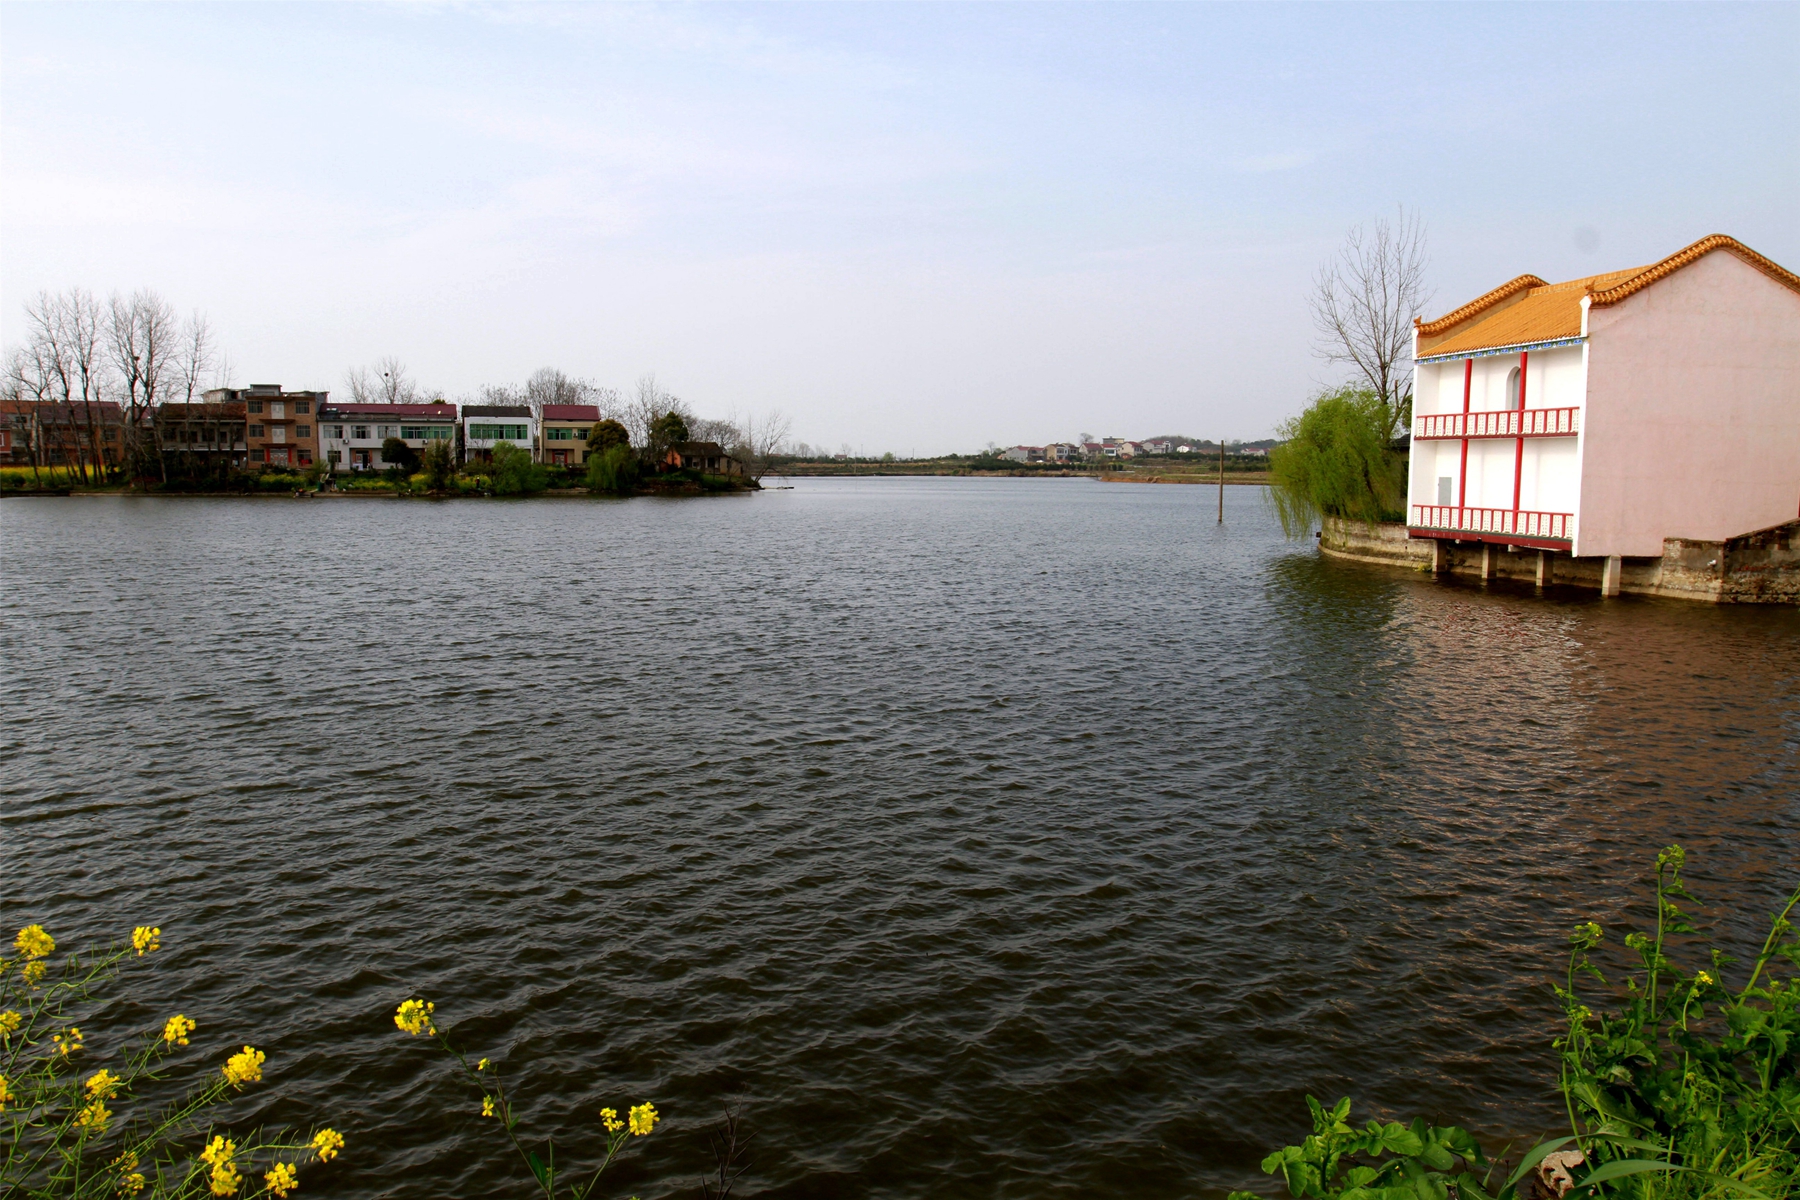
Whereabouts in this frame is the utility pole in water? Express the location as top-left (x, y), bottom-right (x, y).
top-left (1218, 439), bottom-right (1225, 524)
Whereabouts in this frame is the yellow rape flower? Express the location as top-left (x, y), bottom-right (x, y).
top-left (394, 999), bottom-right (435, 1036)
top-left (481, 1095), bottom-right (496, 1117)
top-left (21, 961), bottom-right (47, 987)
top-left (164, 1014), bottom-right (196, 1046)
top-left (264, 1162), bottom-right (300, 1198)
top-left (0, 1010), bottom-right (19, 1037)
top-left (113, 1151), bottom-right (146, 1196)
top-left (477, 1057), bottom-right (489, 1071)
top-left (0, 1075), bottom-right (14, 1112)
top-left (209, 1161), bottom-right (241, 1197)
top-left (86, 1069), bottom-right (122, 1099)
top-left (132, 926), bottom-right (161, 956)
top-left (15, 925), bottom-right (54, 959)
top-left (628, 1102), bottom-right (659, 1136)
top-left (76, 1100), bottom-right (111, 1131)
top-left (200, 1136), bottom-right (236, 1167)
top-left (222, 1046), bottom-right (265, 1089)
top-left (54, 1027), bottom-right (83, 1056)
top-left (600, 1107), bottom-right (623, 1133)
top-left (1696, 970), bottom-right (1715, 986)
top-left (310, 1128), bottom-right (344, 1162)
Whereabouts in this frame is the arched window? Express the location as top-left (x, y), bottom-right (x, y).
top-left (1505, 366), bottom-right (1522, 410)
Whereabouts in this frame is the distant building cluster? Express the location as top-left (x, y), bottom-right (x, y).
top-left (1, 387), bottom-right (637, 474)
top-left (997, 437), bottom-right (1266, 463)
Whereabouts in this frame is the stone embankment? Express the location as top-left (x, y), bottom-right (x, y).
top-left (1319, 516), bottom-right (1800, 604)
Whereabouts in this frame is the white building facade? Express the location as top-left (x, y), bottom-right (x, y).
top-left (461, 405), bottom-right (537, 463)
top-left (1406, 235), bottom-right (1800, 563)
top-left (318, 403), bottom-right (458, 472)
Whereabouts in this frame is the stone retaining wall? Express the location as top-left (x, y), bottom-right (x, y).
top-left (1319, 517), bottom-right (1800, 604)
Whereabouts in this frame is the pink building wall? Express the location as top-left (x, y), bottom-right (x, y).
top-left (1576, 251), bottom-right (1800, 558)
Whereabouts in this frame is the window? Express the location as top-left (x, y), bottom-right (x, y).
top-left (296, 425), bottom-right (311, 437)
top-left (295, 400), bottom-right (310, 415)
top-left (379, 426), bottom-right (392, 438)
top-left (298, 450), bottom-right (312, 465)
top-left (1506, 367), bottom-right (1522, 410)
top-left (353, 425), bottom-right (369, 440)
top-left (270, 401), bottom-right (286, 418)
top-left (575, 428), bottom-right (589, 439)
top-left (547, 427), bottom-right (574, 440)
top-left (1437, 476), bottom-right (1453, 505)
top-left (332, 425), bottom-right (344, 439)
top-left (249, 424), bottom-right (265, 438)
top-left (401, 425), bottom-right (452, 440)
top-left (247, 400), bottom-right (263, 413)
top-left (271, 425), bottom-right (286, 443)
top-left (329, 450), bottom-right (342, 464)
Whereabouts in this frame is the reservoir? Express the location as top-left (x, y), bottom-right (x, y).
top-left (4, 478), bottom-right (1797, 1198)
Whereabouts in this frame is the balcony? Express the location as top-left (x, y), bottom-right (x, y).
top-left (1409, 505), bottom-right (1573, 545)
top-left (1414, 406), bottom-right (1580, 440)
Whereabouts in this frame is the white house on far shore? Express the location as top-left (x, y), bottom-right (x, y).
top-left (461, 404), bottom-right (537, 464)
top-left (1407, 234), bottom-right (1800, 573)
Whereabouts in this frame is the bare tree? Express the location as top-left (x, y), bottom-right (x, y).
top-left (623, 373), bottom-right (691, 450)
top-left (24, 289), bottom-right (111, 482)
top-left (108, 289), bottom-right (179, 481)
top-left (3, 346), bottom-right (49, 484)
top-left (1310, 206), bottom-right (1432, 440)
top-left (736, 409), bottom-right (791, 481)
top-left (345, 356), bottom-right (421, 404)
top-left (175, 311), bottom-right (216, 404)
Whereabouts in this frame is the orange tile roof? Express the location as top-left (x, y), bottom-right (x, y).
top-left (1414, 235), bottom-right (1800, 360)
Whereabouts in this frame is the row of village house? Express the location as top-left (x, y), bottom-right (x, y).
top-left (999, 438), bottom-right (1268, 463)
top-left (0, 394), bottom-right (692, 474)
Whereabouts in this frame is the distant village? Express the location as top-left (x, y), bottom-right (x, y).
top-left (995, 436), bottom-right (1278, 463)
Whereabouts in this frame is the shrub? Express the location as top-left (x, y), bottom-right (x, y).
top-left (585, 444), bottom-right (638, 495)
top-left (1267, 386), bottom-right (1406, 535)
top-left (1, 922), bottom-right (345, 1196)
top-left (489, 442), bottom-right (547, 496)
top-left (1556, 846), bottom-right (1800, 1199)
top-left (1233, 848), bottom-right (1793, 1200)
top-left (420, 440), bottom-right (457, 493)
top-left (586, 420), bottom-right (629, 455)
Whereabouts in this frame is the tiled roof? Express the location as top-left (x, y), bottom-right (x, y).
top-left (462, 405), bottom-right (531, 418)
top-left (541, 405), bottom-right (600, 421)
top-left (1416, 235), bottom-right (1800, 360)
top-left (319, 403), bottom-right (457, 418)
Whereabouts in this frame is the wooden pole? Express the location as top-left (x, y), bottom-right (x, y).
top-left (1217, 439), bottom-right (1225, 523)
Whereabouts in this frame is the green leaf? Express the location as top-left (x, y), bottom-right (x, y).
top-left (1378, 1123), bottom-right (1424, 1157)
top-left (526, 1149), bottom-right (551, 1186)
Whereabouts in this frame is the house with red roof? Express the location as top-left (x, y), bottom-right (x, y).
top-left (1407, 235), bottom-right (1800, 592)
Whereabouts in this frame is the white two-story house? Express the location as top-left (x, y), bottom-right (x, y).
top-left (318, 402), bottom-right (458, 472)
top-left (1407, 235), bottom-right (1799, 576)
top-left (461, 404), bottom-right (537, 464)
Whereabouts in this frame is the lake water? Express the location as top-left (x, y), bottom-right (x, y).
top-left (4, 478), bottom-right (1798, 1198)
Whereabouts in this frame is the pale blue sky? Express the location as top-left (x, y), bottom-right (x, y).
top-left (3, 2), bottom-right (1795, 452)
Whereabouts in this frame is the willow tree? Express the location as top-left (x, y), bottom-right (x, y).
top-left (1267, 386), bottom-right (1407, 536)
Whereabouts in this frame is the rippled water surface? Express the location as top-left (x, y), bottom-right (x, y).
top-left (4, 479), bottom-right (1799, 1198)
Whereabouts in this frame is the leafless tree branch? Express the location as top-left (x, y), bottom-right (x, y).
top-left (1310, 206), bottom-right (1432, 439)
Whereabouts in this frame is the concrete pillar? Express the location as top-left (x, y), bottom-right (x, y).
top-left (1536, 551), bottom-right (1552, 588)
top-left (1602, 555), bottom-right (1623, 597)
top-left (1432, 539), bottom-right (1449, 573)
top-left (1479, 544), bottom-right (1495, 581)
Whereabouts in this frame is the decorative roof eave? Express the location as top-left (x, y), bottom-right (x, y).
top-left (1414, 274), bottom-right (1549, 336)
top-left (1415, 335), bottom-right (1586, 364)
top-left (1587, 234), bottom-right (1800, 306)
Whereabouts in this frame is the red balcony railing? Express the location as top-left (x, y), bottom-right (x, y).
top-left (1409, 505), bottom-right (1573, 543)
top-left (1414, 407), bottom-right (1580, 440)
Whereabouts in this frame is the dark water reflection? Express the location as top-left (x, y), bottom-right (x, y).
top-left (2, 479), bottom-right (1797, 1199)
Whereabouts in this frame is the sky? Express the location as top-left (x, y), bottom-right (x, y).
top-left (2, 3), bottom-right (1795, 454)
